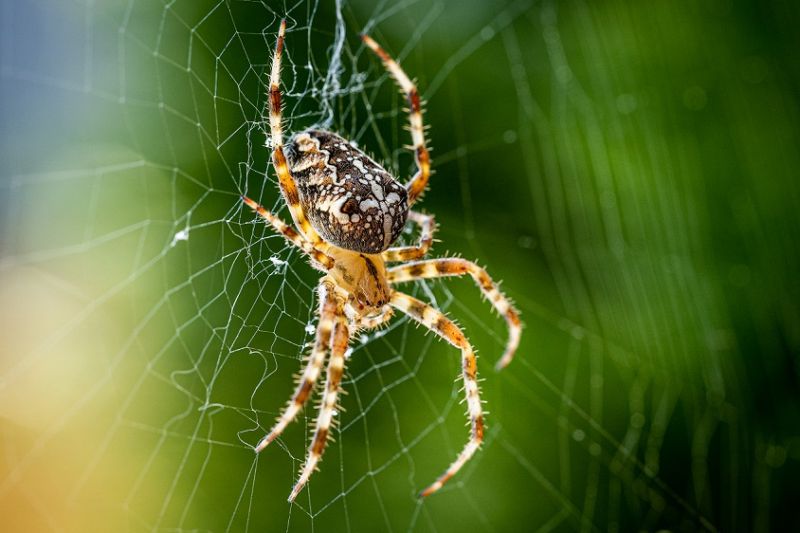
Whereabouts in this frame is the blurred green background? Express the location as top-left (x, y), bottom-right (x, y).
top-left (1, 0), bottom-right (798, 531)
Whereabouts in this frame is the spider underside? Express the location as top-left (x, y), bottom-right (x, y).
top-left (244, 20), bottom-right (522, 502)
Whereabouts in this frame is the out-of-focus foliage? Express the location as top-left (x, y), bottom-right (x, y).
top-left (1, 1), bottom-right (798, 531)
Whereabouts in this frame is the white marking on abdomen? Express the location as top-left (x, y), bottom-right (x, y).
top-left (371, 182), bottom-right (384, 200)
top-left (383, 215), bottom-right (393, 248)
top-left (360, 199), bottom-right (379, 211)
top-left (331, 195), bottom-right (353, 224)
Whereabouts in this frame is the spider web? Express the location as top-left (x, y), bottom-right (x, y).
top-left (2, 0), bottom-right (799, 532)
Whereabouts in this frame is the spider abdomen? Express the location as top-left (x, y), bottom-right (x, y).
top-left (284, 129), bottom-right (409, 253)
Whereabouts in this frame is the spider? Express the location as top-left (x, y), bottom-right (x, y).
top-left (243, 20), bottom-right (522, 502)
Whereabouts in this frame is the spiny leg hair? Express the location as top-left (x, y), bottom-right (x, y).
top-left (390, 291), bottom-right (484, 497)
top-left (289, 298), bottom-right (350, 502)
top-left (255, 282), bottom-right (338, 453)
top-left (242, 195), bottom-right (334, 270)
top-left (361, 34), bottom-right (431, 206)
top-left (382, 211), bottom-right (436, 262)
top-left (387, 258), bottom-right (522, 370)
top-left (266, 19), bottom-right (324, 246)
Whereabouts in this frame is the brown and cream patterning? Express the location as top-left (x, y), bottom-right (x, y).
top-left (243, 19), bottom-right (523, 502)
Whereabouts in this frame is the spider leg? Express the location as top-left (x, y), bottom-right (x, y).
top-left (267, 20), bottom-right (324, 246)
top-left (387, 258), bottom-right (522, 370)
top-left (242, 195), bottom-right (334, 270)
top-left (361, 34), bottom-right (431, 206)
top-left (255, 281), bottom-right (338, 452)
top-left (389, 291), bottom-right (484, 497)
top-left (288, 298), bottom-right (350, 502)
top-left (356, 305), bottom-right (394, 330)
top-left (382, 211), bottom-right (436, 262)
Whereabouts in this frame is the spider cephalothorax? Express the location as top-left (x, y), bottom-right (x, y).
top-left (243, 20), bottom-right (522, 502)
top-left (285, 130), bottom-right (409, 254)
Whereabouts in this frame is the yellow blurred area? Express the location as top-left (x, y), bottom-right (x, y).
top-left (0, 266), bottom-right (89, 430)
top-left (0, 141), bottom-right (183, 530)
top-left (0, 267), bottom-right (136, 530)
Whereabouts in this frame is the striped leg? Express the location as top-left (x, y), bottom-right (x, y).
top-left (268, 20), bottom-right (324, 246)
top-left (361, 34), bottom-right (431, 205)
top-left (289, 306), bottom-right (350, 502)
top-left (390, 291), bottom-right (484, 497)
top-left (242, 195), bottom-right (334, 270)
top-left (382, 211), bottom-right (436, 262)
top-left (387, 258), bottom-right (522, 370)
top-left (255, 282), bottom-right (337, 453)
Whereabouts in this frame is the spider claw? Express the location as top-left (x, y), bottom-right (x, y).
top-left (254, 435), bottom-right (272, 453)
top-left (242, 195), bottom-right (259, 211)
top-left (287, 486), bottom-right (301, 503)
top-left (494, 356), bottom-right (511, 372)
top-left (419, 480), bottom-right (442, 498)
top-left (255, 424), bottom-right (287, 452)
top-left (290, 456), bottom-right (319, 502)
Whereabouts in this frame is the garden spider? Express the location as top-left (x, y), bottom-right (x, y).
top-left (244, 20), bottom-right (522, 501)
